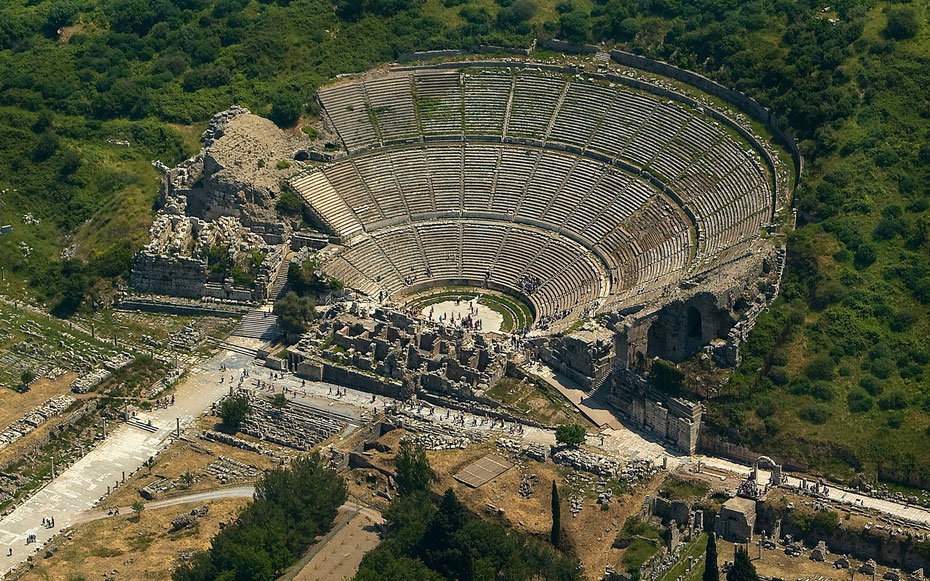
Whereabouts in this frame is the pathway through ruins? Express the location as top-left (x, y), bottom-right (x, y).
top-left (0, 340), bottom-right (928, 576)
top-left (0, 347), bottom-right (253, 577)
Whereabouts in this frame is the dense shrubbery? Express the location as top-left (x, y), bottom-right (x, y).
top-left (273, 291), bottom-right (317, 335)
top-left (173, 453), bottom-right (347, 581)
top-left (355, 443), bottom-right (581, 580)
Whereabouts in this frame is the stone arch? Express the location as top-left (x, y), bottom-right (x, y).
top-left (686, 306), bottom-right (702, 340)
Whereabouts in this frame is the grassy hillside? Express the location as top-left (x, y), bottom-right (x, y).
top-left (616, 0), bottom-right (930, 485)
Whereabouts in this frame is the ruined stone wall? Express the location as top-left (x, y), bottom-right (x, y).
top-left (607, 369), bottom-right (702, 454)
top-left (535, 327), bottom-right (614, 388)
top-left (756, 502), bottom-right (930, 572)
top-left (129, 254), bottom-right (206, 298)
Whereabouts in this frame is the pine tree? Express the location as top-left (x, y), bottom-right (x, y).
top-left (703, 533), bottom-right (719, 581)
top-left (726, 546), bottom-right (759, 581)
top-left (551, 480), bottom-right (561, 548)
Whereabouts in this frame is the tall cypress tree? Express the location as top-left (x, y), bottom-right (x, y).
top-left (727, 546), bottom-right (759, 581)
top-left (551, 480), bottom-right (561, 548)
top-left (703, 533), bottom-right (719, 581)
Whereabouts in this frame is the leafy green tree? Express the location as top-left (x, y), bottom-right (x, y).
top-left (558, 10), bottom-right (590, 44)
top-left (726, 546), bottom-right (759, 581)
top-left (20, 369), bottom-right (35, 390)
top-left (703, 533), bottom-right (719, 581)
top-left (885, 6), bottom-right (920, 40)
top-left (220, 394), bottom-right (251, 431)
top-left (273, 292), bottom-right (317, 335)
top-left (395, 440), bottom-right (433, 496)
top-left (497, 0), bottom-right (536, 30)
top-left (276, 189), bottom-right (303, 216)
top-left (272, 393), bottom-right (288, 408)
top-left (270, 90), bottom-right (303, 128)
top-left (551, 480), bottom-right (561, 548)
top-left (555, 423), bottom-right (586, 447)
top-left (175, 453), bottom-right (346, 581)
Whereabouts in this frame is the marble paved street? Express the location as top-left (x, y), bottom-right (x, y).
top-left (0, 348), bottom-right (253, 577)
top-left (699, 457), bottom-right (930, 527)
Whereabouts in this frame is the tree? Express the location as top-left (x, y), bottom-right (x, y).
top-left (20, 369), bottom-right (36, 390)
top-left (559, 10), bottom-right (590, 44)
top-left (273, 291), bottom-right (317, 335)
top-left (270, 90), bottom-right (303, 128)
top-left (555, 423), bottom-right (586, 447)
top-left (727, 546), bottom-right (759, 581)
top-left (131, 500), bottom-right (145, 520)
top-left (885, 6), bottom-right (920, 40)
top-left (395, 440), bottom-right (433, 496)
top-left (703, 533), bottom-right (719, 581)
top-left (551, 480), bottom-right (561, 548)
top-left (220, 394), bottom-right (251, 431)
top-left (272, 393), bottom-right (288, 408)
top-left (179, 471), bottom-right (195, 488)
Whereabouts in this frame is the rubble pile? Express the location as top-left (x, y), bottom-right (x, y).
top-left (71, 353), bottom-right (135, 394)
top-left (203, 457), bottom-right (262, 484)
top-left (0, 395), bottom-right (75, 451)
top-left (495, 438), bottom-right (549, 461)
top-left (229, 393), bottom-right (348, 451)
top-left (552, 447), bottom-right (622, 478)
top-left (519, 473), bottom-right (537, 498)
top-left (201, 430), bottom-right (267, 455)
top-left (170, 505), bottom-right (210, 532)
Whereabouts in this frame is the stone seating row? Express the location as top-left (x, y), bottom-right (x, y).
top-left (321, 220), bottom-right (606, 318)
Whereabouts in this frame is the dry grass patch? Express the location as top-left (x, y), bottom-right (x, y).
top-left (23, 497), bottom-right (250, 581)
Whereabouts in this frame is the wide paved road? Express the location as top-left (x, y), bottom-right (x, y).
top-left (0, 348), bottom-right (254, 577)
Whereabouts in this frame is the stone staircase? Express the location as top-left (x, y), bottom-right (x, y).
top-left (126, 418), bottom-right (159, 433)
top-left (267, 257), bottom-right (291, 302)
top-left (582, 371), bottom-right (612, 409)
top-left (230, 310), bottom-right (282, 342)
top-left (216, 339), bottom-right (261, 358)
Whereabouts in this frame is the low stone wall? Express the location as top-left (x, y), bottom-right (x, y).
top-left (537, 38), bottom-right (599, 54)
top-left (117, 297), bottom-right (249, 318)
top-left (756, 501), bottom-right (930, 572)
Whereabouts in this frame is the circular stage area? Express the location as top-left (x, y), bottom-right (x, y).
top-left (293, 63), bottom-right (785, 335)
top-left (404, 288), bottom-right (534, 333)
top-left (424, 299), bottom-right (503, 333)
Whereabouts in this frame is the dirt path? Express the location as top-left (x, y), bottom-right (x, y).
top-left (74, 486), bottom-right (256, 525)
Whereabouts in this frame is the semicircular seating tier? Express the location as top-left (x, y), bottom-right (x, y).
top-left (293, 66), bottom-right (776, 323)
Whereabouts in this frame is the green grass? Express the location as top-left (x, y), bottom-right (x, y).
top-left (658, 534), bottom-right (708, 581)
top-left (658, 480), bottom-right (709, 502)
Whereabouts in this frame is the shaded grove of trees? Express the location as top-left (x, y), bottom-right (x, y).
top-left (355, 442), bottom-right (581, 580)
top-left (173, 453), bottom-right (347, 581)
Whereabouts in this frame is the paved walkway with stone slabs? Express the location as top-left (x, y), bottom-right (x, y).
top-left (454, 454), bottom-right (513, 488)
top-left (0, 347), bottom-right (254, 577)
top-left (698, 457), bottom-right (930, 528)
